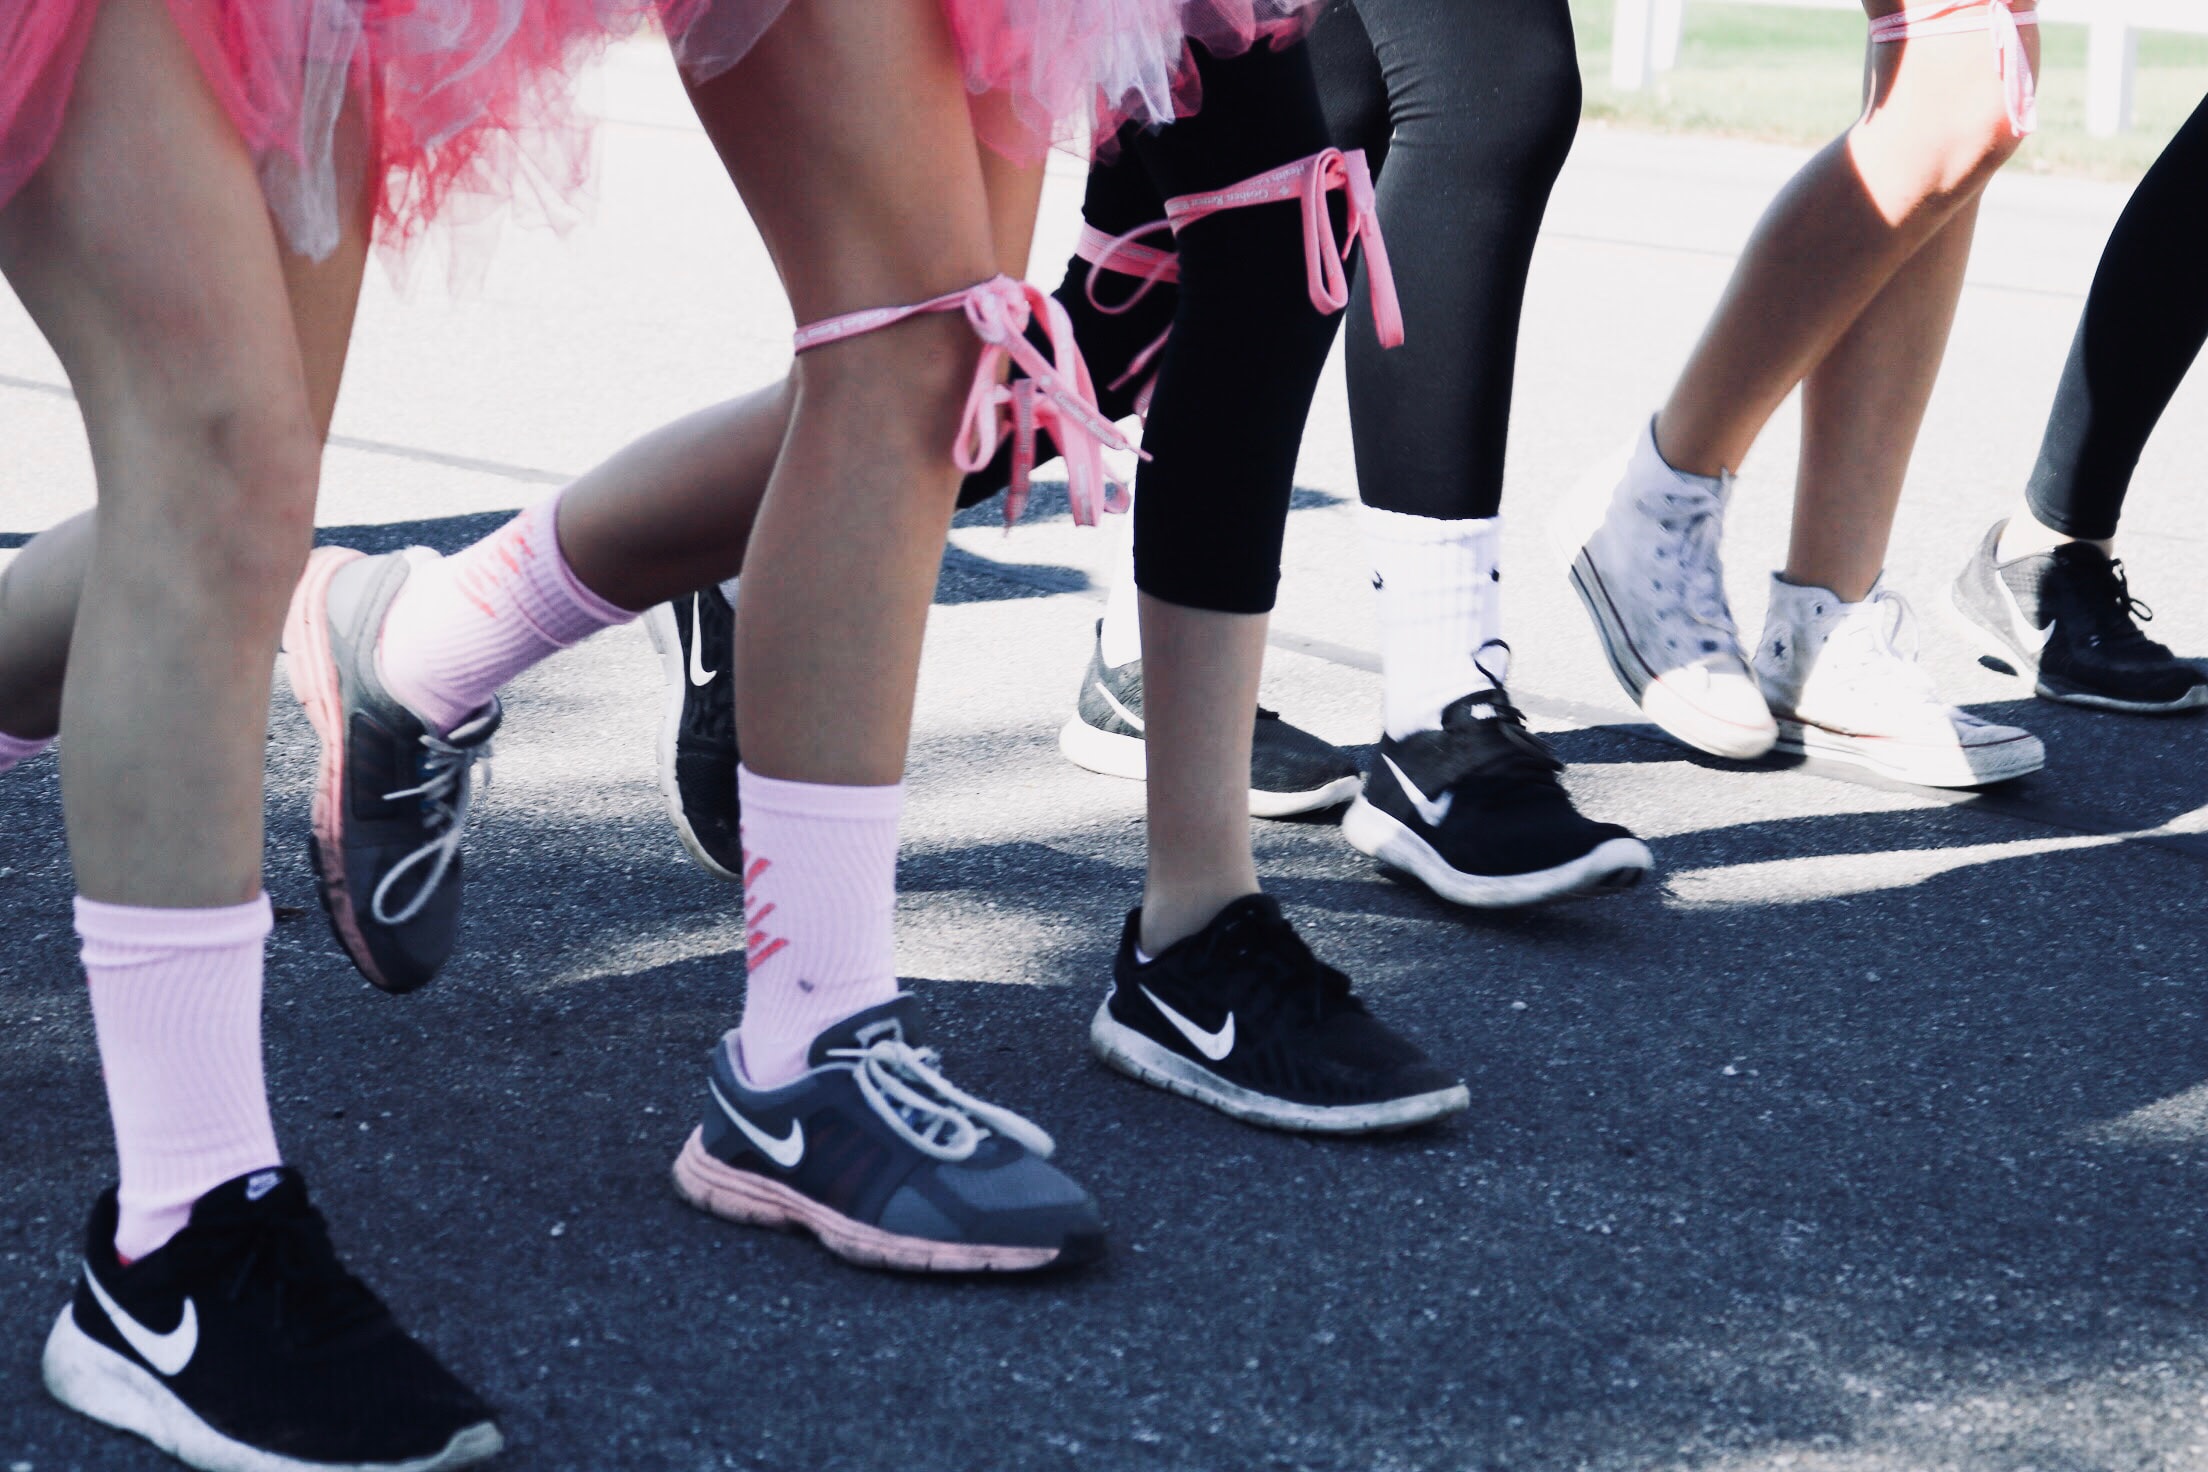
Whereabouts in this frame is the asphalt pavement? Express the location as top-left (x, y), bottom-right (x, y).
top-left (4, 43), bottom-right (2208, 1472)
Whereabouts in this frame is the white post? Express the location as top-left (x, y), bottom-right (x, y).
top-left (1611, 0), bottom-right (1656, 90)
top-left (1652, 0), bottom-right (1686, 72)
top-left (2086, 17), bottom-right (2138, 138)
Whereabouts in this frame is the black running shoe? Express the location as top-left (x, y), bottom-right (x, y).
top-left (1952, 520), bottom-right (2207, 715)
top-left (1057, 622), bottom-right (1362, 817)
top-left (1343, 665), bottom-right (1652, 908)
top-left (43, 1168), bottom-right (500, 1472)
top-left (643, 586), bottom-right (742, 880)
top-left (672, 997), bottom-right (1104, 1273)
top-left (1090, 896), bottom-right (1469, 1133)
top-left (287, 548), bottom-right (499, 994)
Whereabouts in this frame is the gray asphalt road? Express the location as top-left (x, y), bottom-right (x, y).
top-left (5, 44), bottom-right (2208, 1472)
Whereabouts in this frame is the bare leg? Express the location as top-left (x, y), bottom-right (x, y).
top-left (1789, 196), bottom-right (1981, 600)
top-left (1654, 7), bottom-right (2033, 481)
top-left (0, 0), bottom-right (327, 905)
top-left (1136, 598), bottom-right (1265, 951)
top-left (0, 99), bottom-right (372, 748)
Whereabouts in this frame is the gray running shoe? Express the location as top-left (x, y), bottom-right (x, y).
top-left (673, 996), bottom-right (1105, 1273)
top-left (1057, 622), bottom-right (1361, 818)
top-left (286, 547), bottom-right (498, 994)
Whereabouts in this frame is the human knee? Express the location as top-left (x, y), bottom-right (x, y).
top-left (1390, 3), bottom-right (1581, 186)
top-left (1868, 70), bottom-right (2026, 204)
top-left (129, 402), bottom-right (320, 595)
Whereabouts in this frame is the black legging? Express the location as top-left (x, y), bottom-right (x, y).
top-left (1314, 0), bottom-right (1580, 523)
top-left (2025, 91), bottom-right (2208, 542)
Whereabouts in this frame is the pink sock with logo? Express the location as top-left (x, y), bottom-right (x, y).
top-left (732, 766), bottom-right (904, 1089)
top-left (76, 895), bottom-right (283, 1261)
top-left (0, 728), bottom-right (53, 776)
top-left (375, 495), bottom-right (635, 736)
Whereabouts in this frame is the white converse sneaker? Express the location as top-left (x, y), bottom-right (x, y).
top-left (1752, 574), bottom-right (2044, 788)
top-left (1551, 419), bottom-right (1777, 759)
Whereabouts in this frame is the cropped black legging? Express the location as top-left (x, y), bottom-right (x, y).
top-left (2025, 91), bottom-right (2208, 542)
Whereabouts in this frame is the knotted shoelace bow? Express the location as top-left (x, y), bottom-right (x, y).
top-left (794, 274), bottom-right (1139, 528)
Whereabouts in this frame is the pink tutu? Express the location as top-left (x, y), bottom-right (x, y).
top-left (0, 0), bottom-right (625, 259)
top-left (666, 0), bottom-right (1324, 158)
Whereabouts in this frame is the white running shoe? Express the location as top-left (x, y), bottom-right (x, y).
top-left (1752, 574), bottom-right (2044, 788)
top-left (1551, 419), bottom-right (1777, 759)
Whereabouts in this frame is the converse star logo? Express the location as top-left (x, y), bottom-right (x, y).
top-left (244, 1170), bottom-right (282, 1202)
top-left (84, 1265), bottom-right (198, 1377)
top-left (1139, 986), bottom-right (1235, 1061)
top-left (709, 1079), bottom-right (804, 1169)
top-left (1382, 754), bottom-right (1453, 826)
top-left (1093, 681), bottom-right (1145, 733)
top-left (688, 595), bottom-right (719, 687)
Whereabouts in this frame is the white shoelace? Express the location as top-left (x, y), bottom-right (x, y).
top-left (829, 1024), bottom-right (1055, 1163)
top-left (1639, 474), bottom-right (1743, 652)
top-left (368, 706), bottom-right (497, 927)
top-left (1823, 588), bottom-right (1989, 725)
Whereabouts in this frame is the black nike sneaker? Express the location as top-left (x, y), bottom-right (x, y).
top-left (287, 548), bottom-right (499, 993)
top-left (672, 997), bottom-right (1104, 1273)
top-left (43, 1168), bottom-right (501, 1472)
top-left (1090, 896), bottom-right (1469, 1134)
top-left (1058, 622), bottom-right (1362, 817)
top-left (1342, 671), bottom-right (1653, 908)
top-left (643, 585), bottom-right (742, 880)
top-left (1952, 520), bottom-right (2207, 714)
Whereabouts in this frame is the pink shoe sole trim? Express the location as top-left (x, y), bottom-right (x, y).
top-left (284, 547), bottom-right (391, 991)
top-left (669, 1129), bottom-right (1062, 1274)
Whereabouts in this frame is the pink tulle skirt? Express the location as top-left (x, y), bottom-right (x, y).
top-left (0, 0), bottom-right (624, 258)
top-left (667, 0), bottom-right (1324, 158)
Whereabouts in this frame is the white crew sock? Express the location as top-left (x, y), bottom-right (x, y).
top-left (1098, 508), bottom-right (1142, 669)
top-left (1363, 507), bottom-right (1503, 738)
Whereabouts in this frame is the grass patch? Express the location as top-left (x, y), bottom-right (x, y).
top-left (1570, 0), bottom-right (2208, 176)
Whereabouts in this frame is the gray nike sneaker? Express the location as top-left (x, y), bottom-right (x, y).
top-left (286, 547), bottom-right (498, 994)
top-left (672, 996), bottom-right (1105, 1273)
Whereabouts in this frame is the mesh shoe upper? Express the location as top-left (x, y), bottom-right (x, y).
top-left (1988, 534), bottom-right (2206, 708)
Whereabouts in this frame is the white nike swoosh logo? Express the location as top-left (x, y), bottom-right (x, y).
top-left (709, 1079), bottom-right (804, 1168)
top-left (1094, 681), bottom-right (1144, 733)
top-left (688, 595), bottom-right (719, 687)
top-left (1996, 580), bottom-right (2056, 656)
top-left (83, 1264), bottom-right (197, 1378)
top-left (1139, 985), bottom-right (1234, 1061)
top-left (1382, 754), bottom-right (1452, 826)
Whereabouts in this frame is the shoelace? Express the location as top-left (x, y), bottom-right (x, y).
top-left (198, 1206), bottom-right (385, 1350)
top-left (1639, 475), bottom-right (1743, 653)
top-left (1821, 586), bottom-right (1989, 723)
top-left (1077, 147), bottom-right (1406, 416)
top-left (371, 701), bottom-right (500, 927)
top-left (2061, 553), bottom-right (2167, 652)
top-left (794, 275), bottom-right (1139, 530)
top-left (829, 1022), bottom-right (1055, 1163)
top-left (1869, 1), bottom-right (2038, 137)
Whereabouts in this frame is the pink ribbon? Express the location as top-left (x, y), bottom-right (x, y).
top-left (793, 274), bottom-right (1140, 529)
top-left (1075, 146), bottom-right (1407, 409)
top-left (1868, 0), bottom-right (2038, 138)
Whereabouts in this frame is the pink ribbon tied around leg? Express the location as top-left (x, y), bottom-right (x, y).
top-left (1868, 0), bottom-right (2039, 137)
top-left (793, 274), bottom-right (1141, 529)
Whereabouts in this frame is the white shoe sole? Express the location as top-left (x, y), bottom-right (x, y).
top-left (1566, 554), bottom-right (1777, 761)
top-left (1341, 799), bottom-right (1652, 908)
top-left (42, 1307), bottom-right (502, 1472)
top-left (1773, 716), bottom-right (2044, 789)
top-left (1058, 716), bottom-right (1363, 818)
top-left (1946, 591), bottom-right (2208, 716)
top-left (643, 604), bottom-right (740, 882)
top-left (1089, 1000), bottom-right (1469, 1135)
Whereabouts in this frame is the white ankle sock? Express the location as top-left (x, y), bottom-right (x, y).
top-left (77, 895), bottom-right (283, 1261)
top-left (732, 766), bottom-right (904, 1089)
top-left (1098, 510), bottom-right (1142, 669)
top-left (1363, 507), bottom-right (1503, 738)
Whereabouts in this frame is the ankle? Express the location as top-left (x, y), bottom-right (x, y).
top-left (1139, 883), bottom-right (1261, 956)
top-left (1997, 512), bottom-right (2110, 563)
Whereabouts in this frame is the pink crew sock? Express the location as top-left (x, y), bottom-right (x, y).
top-left (733, 766), bottom-right (904, 1089)
top-left (76, 894), bottom-right (282, 1262)
top-left (0, 728), bottom-right (53, 776)
top-left (376, 494), bottom-right (635, 735)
